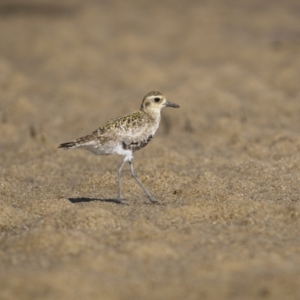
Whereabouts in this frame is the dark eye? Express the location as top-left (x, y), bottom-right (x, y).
top-left (154, 97), bottom-right (160, 102)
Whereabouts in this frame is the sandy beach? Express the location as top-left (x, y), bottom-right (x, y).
top-left (1, 0), bottom-right (300, 299)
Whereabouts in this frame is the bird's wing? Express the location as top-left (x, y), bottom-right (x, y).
top-left (92, 111), bottom-right (148, 140)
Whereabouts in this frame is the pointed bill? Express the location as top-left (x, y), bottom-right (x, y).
top-left (165, 101), bottom-right (180, 108)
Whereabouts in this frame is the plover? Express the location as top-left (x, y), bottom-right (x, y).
top-left (59, 91), bottom-right (180, 204)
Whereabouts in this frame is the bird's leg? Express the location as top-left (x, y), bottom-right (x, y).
top-left (117, 158), bottom-right (127, 204)
top-left (128, 160), bottom-right (157, 203)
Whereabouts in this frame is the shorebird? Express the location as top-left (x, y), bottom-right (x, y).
top-left (59, 91), bottom-right (180, 204)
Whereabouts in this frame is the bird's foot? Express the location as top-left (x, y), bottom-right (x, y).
top-left (117, 198), bottom-right (129, 205)
top-left (148, 195), bottom-right (159, 204)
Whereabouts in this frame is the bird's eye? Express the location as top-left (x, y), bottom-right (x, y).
top-left (154, 97), bottom-right (160, 102)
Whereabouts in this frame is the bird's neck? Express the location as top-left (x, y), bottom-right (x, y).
top-left (141, 108), bottom-right (161, 122)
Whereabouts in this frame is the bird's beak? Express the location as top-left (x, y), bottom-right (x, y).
top-left (165, 101), bottom-right (180, 108)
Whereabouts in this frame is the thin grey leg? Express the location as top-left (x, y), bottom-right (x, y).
top-left (117, 159), bottom-right (127, 204)
top-left (128, 161), bottom-right (157, 203)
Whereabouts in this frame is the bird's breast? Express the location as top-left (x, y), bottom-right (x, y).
top-left (122, 134), bottom-right (154, 152)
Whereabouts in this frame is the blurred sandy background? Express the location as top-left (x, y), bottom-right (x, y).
top-left (1, 0), bottom-right (300, 299)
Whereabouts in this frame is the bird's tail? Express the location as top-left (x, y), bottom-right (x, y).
top-left (58, 141), bottom-right (77, 149)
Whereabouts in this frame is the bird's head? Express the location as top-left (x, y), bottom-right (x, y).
top-left (141, 91), bottom-right (180, 112)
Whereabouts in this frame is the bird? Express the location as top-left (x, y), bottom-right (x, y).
top-left (58, 91), bottom-right (180, 204)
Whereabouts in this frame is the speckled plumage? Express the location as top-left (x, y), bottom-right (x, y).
top-left (59, 91), bottom-right (179, 204)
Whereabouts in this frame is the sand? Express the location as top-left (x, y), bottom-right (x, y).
top-left (1, 0), bottom-right (300, 299)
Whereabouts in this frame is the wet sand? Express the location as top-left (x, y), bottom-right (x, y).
top-left (1, 1), bottom-right (300, 299)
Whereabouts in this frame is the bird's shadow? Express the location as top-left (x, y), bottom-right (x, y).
top-left (67, 197), bottom-right (160, 205)
top-left (68, 197), bottom-right (121, 204)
